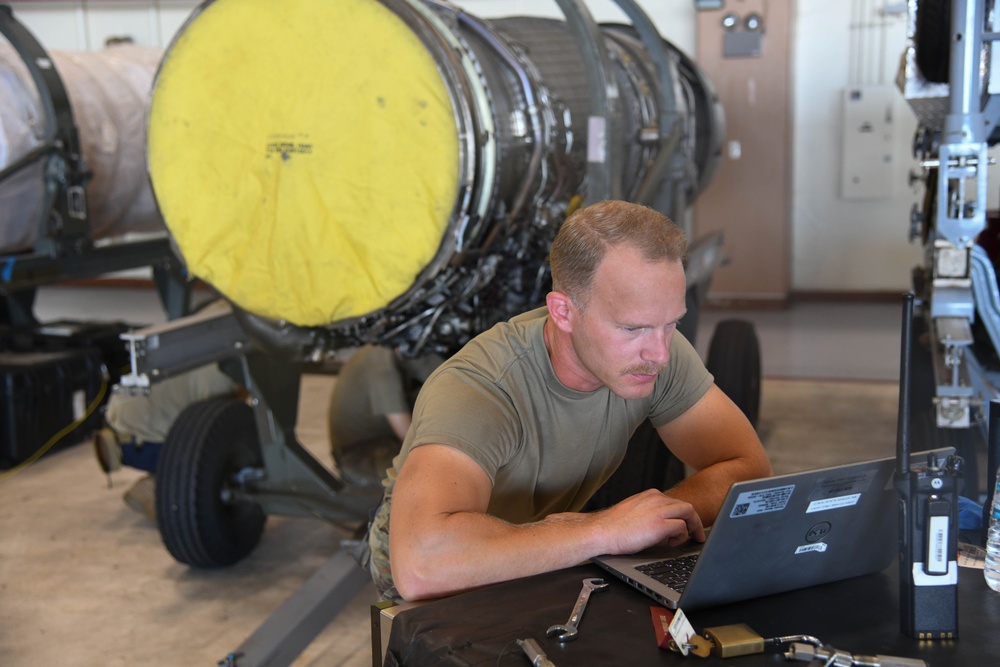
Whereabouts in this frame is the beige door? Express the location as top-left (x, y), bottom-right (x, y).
top-left (694, 0), bottom-right (792, 304)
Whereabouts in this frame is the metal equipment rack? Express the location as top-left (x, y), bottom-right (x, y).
top-left (900, 0), bottom-right (1000, 502)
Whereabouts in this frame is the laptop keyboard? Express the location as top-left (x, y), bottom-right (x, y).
top-left (636, 554), bottom-right (699, 592)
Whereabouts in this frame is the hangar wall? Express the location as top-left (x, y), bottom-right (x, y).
top-left (9, 0), bottom-right (986, 298)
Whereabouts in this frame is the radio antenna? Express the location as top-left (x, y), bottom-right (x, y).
top-left (896, 292), bottom-right (914, 475)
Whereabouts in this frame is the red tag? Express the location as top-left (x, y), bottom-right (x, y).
top-left (650, 606), bottom-right (675, 649)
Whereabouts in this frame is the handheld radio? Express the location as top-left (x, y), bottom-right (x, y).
top-left (894, 292), bottom-right (961, 639)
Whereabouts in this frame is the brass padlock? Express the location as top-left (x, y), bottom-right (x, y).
top-left (702, 624), bottom-right (765, 658)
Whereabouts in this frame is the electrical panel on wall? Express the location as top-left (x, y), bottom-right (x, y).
top-left (720, 9), bottom-right (763, 58)
top-left (840, 85), bottom-right (896, 200)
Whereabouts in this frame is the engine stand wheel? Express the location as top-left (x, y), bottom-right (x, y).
top-left (155, 398), bottom-right (266, 567)
top-left (706, 319), bottom-right (762, 429)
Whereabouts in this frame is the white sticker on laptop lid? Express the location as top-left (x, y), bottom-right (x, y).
top-left (730, 484), bottom-right (794, 518)
top-left (795, 542), bottom-right (828, 554)
top-left (806, 493), bottom-right (861, 513)
top-left (805, 469), bottom-right (875, 513)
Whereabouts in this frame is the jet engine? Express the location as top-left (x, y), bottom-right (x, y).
top-left (146, 0), bottom-right (724, 360)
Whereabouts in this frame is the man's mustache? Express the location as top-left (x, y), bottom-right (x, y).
top-left (621, 364), bottom-right (666, 376)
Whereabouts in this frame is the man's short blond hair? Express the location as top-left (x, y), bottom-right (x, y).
top-left (548, 200), bottom-right (688, 306)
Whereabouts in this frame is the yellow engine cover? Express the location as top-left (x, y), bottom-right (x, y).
top-left (148, 0), bottom-right (459, 326)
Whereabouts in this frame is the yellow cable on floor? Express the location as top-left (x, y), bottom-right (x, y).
top-left (0, 372), bottom-right (109, 481)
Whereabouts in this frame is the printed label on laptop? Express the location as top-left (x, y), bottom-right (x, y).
top-left (807, 470), bottom-right (875, 502)
top-left (806, 493), bottom-right (861, 513)
top-left (730, 484), bottom-right (794, 518)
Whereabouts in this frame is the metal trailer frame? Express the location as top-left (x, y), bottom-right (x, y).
top-left (902, 0), bottom-right (1000, 491)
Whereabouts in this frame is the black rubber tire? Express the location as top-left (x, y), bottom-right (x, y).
top-left (706, 319), bottom-right (762, 429)
top-left (155, 398), bottom-right (266, 567)
top-left (915, 0), bottom-right (951, 84)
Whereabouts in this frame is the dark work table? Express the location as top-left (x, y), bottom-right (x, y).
top-left (376, 558), bottom-right (1000, 666)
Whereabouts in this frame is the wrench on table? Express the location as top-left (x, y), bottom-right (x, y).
top-left (545, 577), bottom-right (610, 642)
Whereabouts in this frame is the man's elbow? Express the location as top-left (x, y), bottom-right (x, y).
top-left (747, 446), bottom-right (773, 479)
top-left (392, 557), bottom-right (447, 602)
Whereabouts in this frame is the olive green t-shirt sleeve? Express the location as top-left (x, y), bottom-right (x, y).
top-left (405, 367), bottom-right (522, 484)
top-left (647, 332), bottom-right (715, 429)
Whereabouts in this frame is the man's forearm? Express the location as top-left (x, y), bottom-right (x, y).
top-left (391, 489), bottom-right (701, 601)
top-left (664, 453), bottom-right (772, 525)
top-left (391, 511), bottom-right (607, 600)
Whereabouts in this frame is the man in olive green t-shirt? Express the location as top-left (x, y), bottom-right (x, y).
top-left (368, 200), bottom-right (771, 602)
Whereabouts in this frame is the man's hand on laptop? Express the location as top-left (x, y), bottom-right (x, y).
top-left (546, 489), bottom-right (705, 555)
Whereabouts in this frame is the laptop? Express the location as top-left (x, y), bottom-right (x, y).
top-left (593, 449), bottom-right (953, 610)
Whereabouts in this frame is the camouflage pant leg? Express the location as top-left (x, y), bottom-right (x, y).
top-left (367, 499), bottom-right (402, 602)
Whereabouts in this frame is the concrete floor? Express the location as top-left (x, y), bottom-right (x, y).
top-left (0, 289), bottom-right (911, 666)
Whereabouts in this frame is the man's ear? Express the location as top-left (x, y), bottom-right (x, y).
top-left (546, 291), bottom-right (575, 332)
